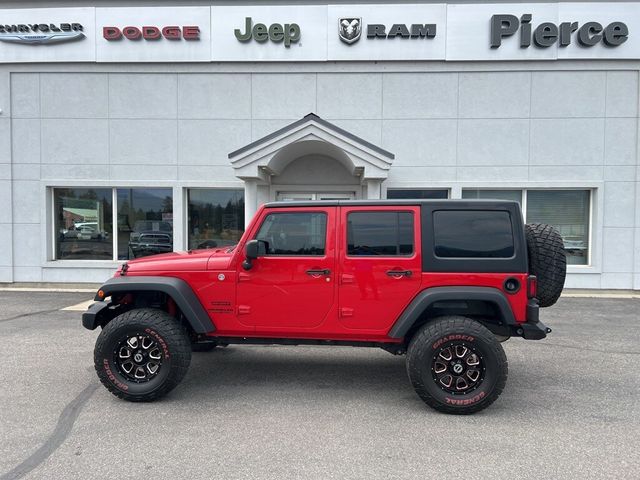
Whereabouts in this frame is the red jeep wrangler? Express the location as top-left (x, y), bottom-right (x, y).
top-left (83, 200), bottom-right (566, 414)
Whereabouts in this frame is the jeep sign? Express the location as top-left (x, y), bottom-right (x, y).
top-left (212, 5), bottom-right (327, 61)
top-left (234, 17), bottom-right (300, 47)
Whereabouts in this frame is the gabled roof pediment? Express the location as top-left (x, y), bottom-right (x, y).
top-left (229, 113), bottom-right (394, 182)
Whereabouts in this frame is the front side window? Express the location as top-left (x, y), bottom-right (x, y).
top-left (54, 188), bottom-right (113, 260)
top-left (255, 212), bottom-right (327, 256)
top-left (526, 190), bottom-right (590, 265)
top-left (188, 189), bottom-right (244, 250)
top-left (433, 210), bottom-right (514, 258)
top-left (117, 188), bottom-right (173, 260)
top-left (347, 211), bottom-right (414, 256)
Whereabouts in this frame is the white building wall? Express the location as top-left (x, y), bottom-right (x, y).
top-left (0, 71), bottom-right (11, 283)
top-left (0, 62), bottom-right (638, 288)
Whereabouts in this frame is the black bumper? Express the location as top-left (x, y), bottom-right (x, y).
top-left (518, 319), bottom-right (552, 340)
top-left (514, 299), bottom-right (551, 340)
top-left (82, 301), bottom-right (109, 330)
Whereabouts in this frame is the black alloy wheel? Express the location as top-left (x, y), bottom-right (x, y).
top-left (114, 333), bottom-right (164, 382)
top-left (431, 341), bottom-right (485, 395)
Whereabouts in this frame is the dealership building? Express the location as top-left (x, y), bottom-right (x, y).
top-left (0, 0), bottom-right (638, 289)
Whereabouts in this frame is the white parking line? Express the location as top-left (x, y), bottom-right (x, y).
top-left (61, 300), bottom-right (95, 311)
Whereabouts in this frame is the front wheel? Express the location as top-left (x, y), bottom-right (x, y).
top-left (406, 316), bottom-right (508, 414)
top-left (94, 308), bottom-right (191, 402)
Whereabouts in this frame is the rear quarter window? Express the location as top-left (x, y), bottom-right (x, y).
top-left (433, 210), bottom-right (514, 258)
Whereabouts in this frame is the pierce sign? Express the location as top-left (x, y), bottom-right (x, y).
top-left (490, 14), bottom-right (628, 48)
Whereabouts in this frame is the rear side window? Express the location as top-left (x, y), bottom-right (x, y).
top-left (255, 212), bottom-right (327, 256)
top-left (433, 210), bottom-right (514, 258)
top-left (347, 211), bottom-right (414, 256)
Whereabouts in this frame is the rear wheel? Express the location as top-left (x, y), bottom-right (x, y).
top-left (406, 316), bottom-right (508, 414)
top-left (94, 308), bottom-right (191, 402)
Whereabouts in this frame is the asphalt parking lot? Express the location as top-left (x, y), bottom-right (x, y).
top-left (0, 291), bottom-right (638, 480)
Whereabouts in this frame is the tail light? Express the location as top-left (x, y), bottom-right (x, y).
top-left (527, 275), bottom-right (538, 299)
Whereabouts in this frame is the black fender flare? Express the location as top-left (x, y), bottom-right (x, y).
top-left (90, 276), bottom-right (215, 334)
top-left (387, 286), bottom-right (516, 339)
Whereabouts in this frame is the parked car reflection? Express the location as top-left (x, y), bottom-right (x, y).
top-left (128, 220), bottom-right (173, 258)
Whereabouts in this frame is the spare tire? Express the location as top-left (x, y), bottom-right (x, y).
top-left (525, 223), bottom-right (567, 307)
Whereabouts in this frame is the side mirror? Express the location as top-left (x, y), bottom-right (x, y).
top-left (245, 239), bottom-right (260, 260)
top-left (242, 240), bottom-right (266, 270)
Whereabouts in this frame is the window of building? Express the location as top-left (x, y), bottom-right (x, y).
top-left (53, 187), bottom-right (172, 261)
top-left (187, 189), bottom-right (244, 250)
top-left (255, 212), bottom-right (327, 256)
top-left (461, 189), bottom-right (522, 204)
top-left (387, 189), bottom-right (449, 199)
top-left (461, 188), bottom-right (591, 265)
top-left (433, 210), bottom-right (515, 258)
top-left (347, 211), bottom-right (414, 256)
top-left (54, 188), bottom-right (114, 260)
top-left (117, 188), bottom-right (173, 260)
top-left (526, 190), bottom-right (590, 265)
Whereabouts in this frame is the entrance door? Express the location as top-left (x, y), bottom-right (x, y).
top-left (277, 192), bottom-right (355, 201)
top-left (338, 206), bottom-right (422, 333)
top-left (236, 207), bottom-right (337, 332)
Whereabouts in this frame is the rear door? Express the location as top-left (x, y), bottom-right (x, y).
top-left (338, 206), bottom-right (422, 332)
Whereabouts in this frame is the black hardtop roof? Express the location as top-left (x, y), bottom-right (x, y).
top-left (263, 199), bottom-right (520, 208)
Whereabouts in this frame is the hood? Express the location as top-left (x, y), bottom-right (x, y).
top-left (120, 247), bottom-right (235, 274)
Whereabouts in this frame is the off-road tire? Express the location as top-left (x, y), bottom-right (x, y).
top-left (525, 223), bottom-right (567, 307)
top-left (94, 308), bottom-right (191, 402)
top-left (406, 316), bottom-right (508, 415)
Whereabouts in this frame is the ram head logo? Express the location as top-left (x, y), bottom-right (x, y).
top-left (339, 17), bottom-right (362, 44)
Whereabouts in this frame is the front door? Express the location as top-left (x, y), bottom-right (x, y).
top-left (236, 207), bottom-right (337, 332)
top-left (338, 206), bottom-right (422, 333)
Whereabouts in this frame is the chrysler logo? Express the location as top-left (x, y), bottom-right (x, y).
top-left (0, 23), bottom-right (85, 45)
top-left (339, 17), bottom-right (361, 44)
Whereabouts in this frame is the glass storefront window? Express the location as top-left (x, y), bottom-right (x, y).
top-left (117, 188), bottom-right (173, 260)
top-left (526, 190), bottom-right (590, 265)
top-left (54, 188), bottom-right (113, 260)
top-left (462, 189), bottom-right (523, 204)
top-left (387, 189), bottom-right (449, 199)
top-left (187, 189), bottom-right (244, 250)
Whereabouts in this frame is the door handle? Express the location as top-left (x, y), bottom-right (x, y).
top-left (386, 270), bottom-right (412, 277)
top-left (306, 269), bottom-right (331, 276)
